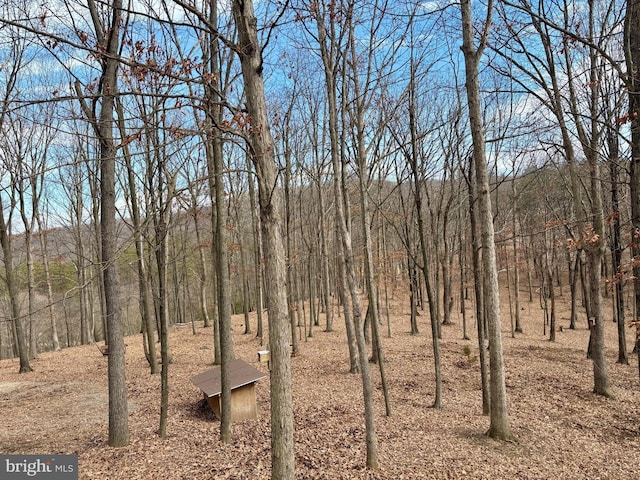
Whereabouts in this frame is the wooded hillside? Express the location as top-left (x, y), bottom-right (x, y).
top-left (1, 0), bottom-right (640, 477)
top-left (1, 290), bottom-right (639, 479)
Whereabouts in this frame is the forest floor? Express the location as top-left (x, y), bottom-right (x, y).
top-left (1, 288), bottom-right (640, 479)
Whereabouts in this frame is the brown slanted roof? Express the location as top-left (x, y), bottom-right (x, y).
top-left (191, 358), bottom-right (266, 398)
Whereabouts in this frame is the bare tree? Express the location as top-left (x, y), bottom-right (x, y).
top-left (74, 0), bottom-right (129, 447)
top-left (0, 20), bottom-right (32, 373)
top-left (626, 0), bottom-right (640, 379)
top-left (460, 0), bottom-right (514, 440)
top-left (309, 0), bottom-right (379, 467)
top-left (115, 97), bottom-right (158, 374)
top-left (232, 0), bottom-right (295, 476)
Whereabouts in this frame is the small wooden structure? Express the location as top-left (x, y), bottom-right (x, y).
top-left (191, 359), bottom-right (266, 422)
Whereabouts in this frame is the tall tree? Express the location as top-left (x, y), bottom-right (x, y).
top-left (310, 0), bottom-right (379, 467)
top-left (204, 0), bottom-right (235, 441)
top-left (232, 0), bottom-right (295, 476)
top-left (460, 0), bottom-right (514, 440)
top-left (626, 0), bottom-right (640, 379)
top-left (0, 175), bottom-right (32, 373)
top-left (564, 0), bottom-right (610, 396)
top-left (0, 19), bottom-right (32, 373)
top-left (75, 0), bottom-right (129, 447)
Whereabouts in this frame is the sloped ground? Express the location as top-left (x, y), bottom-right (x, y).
top-left (1, 293), bottom-right (639, 479)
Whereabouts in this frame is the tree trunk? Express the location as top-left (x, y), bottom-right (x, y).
top-left (16, 156), bottom-right (40, 359)
top-left (608, 127), bottom-right (628, 364)
top-left (468, 162), bottom-right (490, 416)
top-left (318, 180), bottom-right (333, 332)
top-left (37, 217), bottom-right (60, 351)
top-left (626, 0), bottom-right (640, 374)
top-left (337, 221), bottom-right (359, 373)
top-left (241, 239), bottom-right (252, 335)
top-left (24, 226), bottom-right (38, 359)
top-left (206, 8), bottom-right (235, 438)
top-left (117, 99), bottom-right (158, 374)
top-left (232, 0), bottom-right (295, 475)
top-left (86, 162), bottom-right (107, 343)
top-left (407, 57), bottom-right (442, 407)
top-left (349, 27), bottom-right (391, 414)
top-left (461, 0), bottom-right (513, 440)
top-left (284, 131), bottom-right (299, 354)
top-left (0, 199), bottom-right (32, 373)
top-left (579, 1), bottom-right (609, 396)
top-left (247, 159), bottom-right (265, 343)
top-left (156, 218), bottom-right (170, 438)
top-left (459, 226), bottom-right (470, 341)
top-left (512, 179), bottom-right (523, 333)
top-left (313, 4), bottom-right (377, 467)
top-left (76, 0), bottom-right (129, 446)
top-left (194, 211), bottom-right (212, 328)
top-left (215, 149), bottom-right (234, 442)
top-left (545, 237), bottom-right (556, 342)
top-left (409, 253), bottom-right (419, 335)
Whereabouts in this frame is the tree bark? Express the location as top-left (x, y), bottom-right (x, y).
top-left (512, 178), bottom-right (523, 334)
top-left (37, 216), bottom-right (60, 351)
top-left (212, 60), bottom-right (234, 444)
top-left (232, 0), bottom-right (295, 476)
top-left (626, 0), bottom-right (640, 380)
top-left (85, 0), bottom-right (128, 447)
top-left (461, 0), bottom-right (513, 440)
top-left (117, 98), bottom-right (158, 374)
top-left (247, 159), bottom-right (265, 343)
top-left (0, 198), bottom-right (32, 373)
top-left (0, 38), bottom-right (32, 373)
top-left (314, 3), bottom-right (377, 466)
top-left (468, 161), bottom-right (490, 416)
top-left (608, 127), bottom-right (628, 364)
top-left (407, 60), bottom-right (442, 408)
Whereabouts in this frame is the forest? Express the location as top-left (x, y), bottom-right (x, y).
top-left (0, 0), bottom-right (639, 478)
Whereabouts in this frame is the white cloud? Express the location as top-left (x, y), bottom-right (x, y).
top-left (420, 1), bottom-right (440, 13)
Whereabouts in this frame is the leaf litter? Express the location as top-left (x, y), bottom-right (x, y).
top-left (1, 293), bottom-right (639, 479)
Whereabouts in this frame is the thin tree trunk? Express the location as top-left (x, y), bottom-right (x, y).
top-left (212, 90), bottom-right (234, 446)
top-left (233, 0), bottom-right (295, 474)
top-left (461, 0), bottom-right (513, 440)
top-left (23, 226), bottom-right (38, 359)
top-left (247, 159), bottom-right (264, 343)
top-left (314, 4), bottom-right (377, 467)
top-left (284, 130), bottom-right (299, 354)
top-left (608, 127), bottom-right (628, 364)
top-left (337, 221), bottom-right (359, 373)
top-left (406, 56), bottom-right (441, 408)
top-left (505, 258), bottom-right (515, 339)
top-left (0, 199), bottom-right (32, 372)
top-left (460, 228), bottom-right (470, 341)
top-left (409, 253), bottom-right (419, 335)
top-left (191, 198), bottom-right (211, 329)
top-left (579, 1), bottom-right (609, 396)
top-left (156, 217), bottom-right (170, 438)
top-left (468, 163), bottom-right (490, 416)
top-left (546, 238), bottom-right (556, 342)
top-left (37, 216), bottom-right (60, 351)
top-left (318, 181), bottom-right (333, 332)
top-left (116, 98), bottom-right (158, 374)
top-left (626, 0), bottom-right (640, 384)
top-left (307, 258), bottom-right (315, 338)
top-left (80, 0), bottom-right (128, 446)
top-left (203, 2), bottom-right (222, 365)
top-left (512, 179), bottom-right (523, 333)
top-left (241, 239), bottom-right (252, 335)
